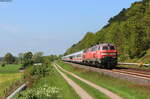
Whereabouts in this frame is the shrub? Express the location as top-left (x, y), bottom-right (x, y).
top-left (1, 63), bottom-right (5, 67)
top-left (30, 64), bottom-right (52, 77)
top-left (15, 85), bottom-right (61, 99)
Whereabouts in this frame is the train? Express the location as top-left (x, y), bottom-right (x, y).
top-left (62, 43), bottom-right (117, 69)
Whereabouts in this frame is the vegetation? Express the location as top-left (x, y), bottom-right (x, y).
top-left (32, 52), bottom-right (44, 64)
top-left (0, 64), bottom-right (21, 74)
top-left (2, 53), bottom-right (15, 64)
top-left (0, 51), bottom-right (60, 98)
top-left (15, 85), bottom-right (61, 99)
top-left (65, 0), bottom-right (150, 62)
top-left (57, 61), bottom-right (150, 99)
top-left (15, 64), bottom-right (80, 99)
top-left (22, 52), bottom-right (33, 68)
top-left (0, 64), bottom-right (23, 97)
top-left (61, 69), bottom-right (109, 99)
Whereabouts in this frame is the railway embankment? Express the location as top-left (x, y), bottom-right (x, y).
top-left (67, 62), bottom-right (150, 85)
top-left (57, 61), bottom-right (150, 99)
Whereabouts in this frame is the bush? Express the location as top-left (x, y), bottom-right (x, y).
top-left (30, 64), bottom-right (51, 77)
top-left (118, 55), bottom-right (129, 61)
top-left (1, 63), bottom-right (5, 67)
top-left (15, 85), bottom-right (61, 99)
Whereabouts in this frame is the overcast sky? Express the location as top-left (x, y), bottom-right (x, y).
top-left (0, 0), bottom-right (139, 56)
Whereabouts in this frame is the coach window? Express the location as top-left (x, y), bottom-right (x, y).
top-left (99, 46), bottom-right (101, 50)
top-left (91, 48), bottom-right (93, 51)
top-left (90, 48), bottom-right (92, 51)
top-left (95, 46), bottom-right (97, 51)
top-left (94, 47), bottom-right (96, 51)
top-left (96, 46), bottom-right (98, 51)
top-left (93, 47), bottom-right (96, 51)
top-left (93, 47), bottom-right (95, 51)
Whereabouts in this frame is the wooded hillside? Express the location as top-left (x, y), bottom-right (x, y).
top-left (65, 0), bottom-right (150, 61)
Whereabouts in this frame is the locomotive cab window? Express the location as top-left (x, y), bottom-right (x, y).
top-left (110, 46), bottom-right (115, 50)
top-left (102, 46), bottom-right (108, 50)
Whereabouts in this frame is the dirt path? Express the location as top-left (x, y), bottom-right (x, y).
top-left (54, 64), bottom-right (93, 99)
top-left (55, 64), bottom-right (123, 99)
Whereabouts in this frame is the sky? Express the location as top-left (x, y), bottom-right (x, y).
top-left (0, 0), bottom-right (140, 56)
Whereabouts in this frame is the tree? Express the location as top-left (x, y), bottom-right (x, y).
top-left (32, 52), bottom-right (44, 63)
top-left (18, 53), bottom-right (24, 64)
top-left (22, 52), bottom-right (33, 67)
top-left (3, 53), bottom-right (15, 64)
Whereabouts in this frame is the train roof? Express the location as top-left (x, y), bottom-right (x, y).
top-left (62, 43), bottom-right (115, 58)
top-left (63, 50), bottom-right (84, 58)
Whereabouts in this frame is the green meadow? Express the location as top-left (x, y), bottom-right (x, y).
top-left (0, 64), bottom-right (23, 96)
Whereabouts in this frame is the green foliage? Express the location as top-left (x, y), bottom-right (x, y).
top-left (22, 52), bottom-right (33, 68)
top-left (18, 53), bottom-right (24, 64)
top-left (3, 53), bottom-right (15, 64)
top-left (31, 65), bottom-right (80, 99)
top-left (16, 63), bottom-right (80, 99)
top-left (32, 52), bottom-right (44, 63)
top-left (15, 85), bottom-right (61, 99)
top-left (1, 62), bottom-right (6, 67)
top-left (65, 0), bottom-right (150, 62)
top-left (30, 64), bottom-right (51, 77)
top-left (43, 55), bottom-right (59, 62)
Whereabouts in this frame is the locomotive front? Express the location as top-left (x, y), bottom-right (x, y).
top-left (83, 43), bottom-right (117, 69)
top-left (99, 43), bottom-right (117, 69)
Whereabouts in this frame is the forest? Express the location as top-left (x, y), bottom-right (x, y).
top-left (65, 0), bottom-right (150, 62)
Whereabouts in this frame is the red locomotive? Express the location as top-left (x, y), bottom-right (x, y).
top-left (62, 43), bottom-right (117, 69)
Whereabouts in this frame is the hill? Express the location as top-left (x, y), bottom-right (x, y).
top-left (65, 0), bottom-right (150, 62)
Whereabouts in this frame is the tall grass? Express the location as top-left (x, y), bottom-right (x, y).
top-left (0, 73), bottom-right (23, 96)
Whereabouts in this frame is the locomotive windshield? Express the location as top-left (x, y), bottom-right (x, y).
top-left (102, 46), bottom-right (108, 50)
top-left (110, 46), bottom-right (115, 50)
top-left (102, 45), bottom-right (115, 50)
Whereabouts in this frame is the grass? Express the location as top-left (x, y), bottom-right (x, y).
top-left (117, 65), bottom-right (150, 70)
top-left (0, 64), bottom-right (22, 74)
top-left (31, 65), bottom-right (80, 99)
top-left (57, 61), bottom-right (150, 99)
top-left (60, 68), bottom-right (110, 99)
top-left (0, 64), bottom-right (23, 96)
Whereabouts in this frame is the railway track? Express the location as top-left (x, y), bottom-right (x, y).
top-left (66, 62), bottom-right (150, 85)
top-left (73, 62), bottom-right (150, 79)
top-left (111, 69), bottom-right (150, 79)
